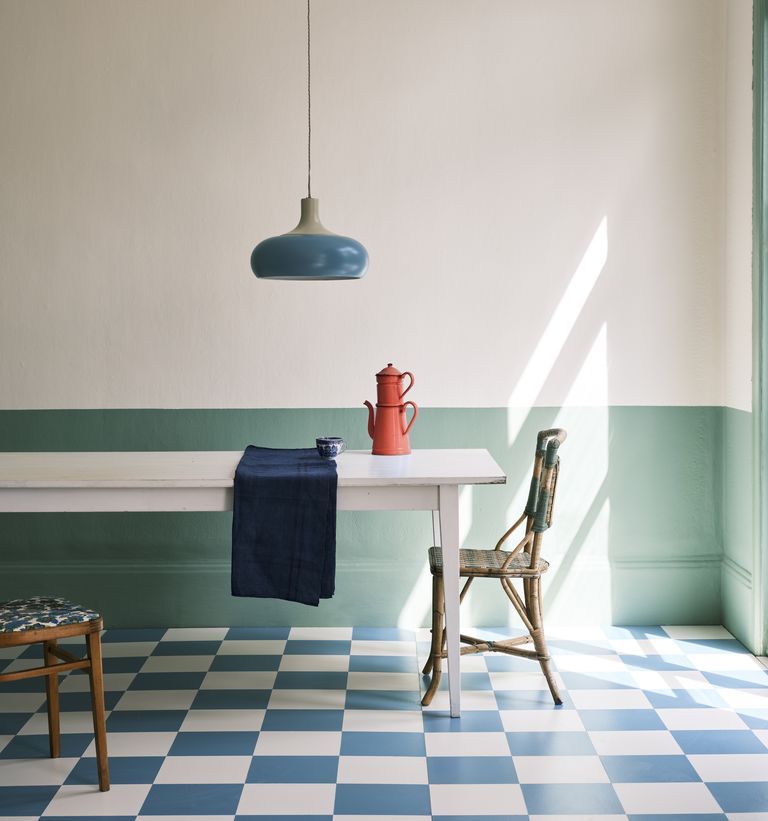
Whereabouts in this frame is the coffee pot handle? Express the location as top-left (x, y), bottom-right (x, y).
top-left (402, 401), bottom-right (418, 436)
top-left (400, 371), bottom-right (415, 399)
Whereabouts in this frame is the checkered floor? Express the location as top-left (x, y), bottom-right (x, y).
top-left (1, 625), bottom-right (767, 819)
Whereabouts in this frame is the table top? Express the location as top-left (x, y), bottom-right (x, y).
top-left (0, 449), bottom-right (506, 489)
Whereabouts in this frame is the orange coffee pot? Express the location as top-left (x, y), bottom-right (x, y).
top-left (364, 363), bottom-right (418, 455)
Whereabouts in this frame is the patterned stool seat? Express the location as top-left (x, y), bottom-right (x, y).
top-left (0, 596), bottom-right (101, 633)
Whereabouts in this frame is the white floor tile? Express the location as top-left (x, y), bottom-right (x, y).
top-left (429, 783), bottom-right (526, 815)
top-left (588, 730), bottom-right (683, 756)
top-left (2, 658), bottom-right (44, 674)
top-left (139, 817), bottom-right (235, 821)
top-left (553, 654), bottom-right (626, 673)
top-left (489, 672), bottom-right (564, 691)
top-left (609, 638), bottom-right (681, 656)
top-left (631, 669), bottom-right (712, 690)
top-left (513, 754), bottom-right (609, 783)
top-left (686, 652), bottom-right (766, 672)
top-left (218, 640), bottom-right (285, 655)
top-left (162, 628), bottom-right (228, 641)
top-left (662, 625), bottom-right (734, 639)
top-left (332, 816), bottom-right (429, 821)
top-left (238, 783), bottom-right (336, 814)
top-left (500, 709), bottom-right (585, 732)
top-left (113, 690), bottom-right (196, 711)
top-left (59, 673), bottom-right (135, 693)
top-left (717, 688), bottom-right (768, 709)
top-left (350, 640), bottom-right (416, 656)
top-left (83, 732), bottom-right (176, 757)
top-left (267, 689), bottom-right (346, 709)
top-left (253, 730), bottom-right (341, 756)
top-left (347, 672), bottom-right (419, 691)
top-left (201, 671), bottom-right (276, 690)
top-left (337, 755), bottom-right (428, 783)
top-left (569, 689), bottom-right (652, 710)
top-left (101, 641), bottom-right (158, 658)
top-left (613, 781), bottom-right (722, 814)
top-left (289, 626), bottom-right (353, 640)
top-left (420, 690), bottom-right (498, 711)
top-left (0, 757), bottom-right (78, 785)
top-left (342, 709), bottom-right (424, 733)
top-left (0, 735), bottom-right (11, 754)
top-left (141, 655), bottom-right (213, 673)
top-left (688, 753), bottom-right (768, 782)
top-left (754, 729), bottom-right (768, 749)
top-left (180, 709), bottom-right (264, 732)
top-left (155, 755), bottom-right (252, 783)
top-left (0, 646), bottom-right (25, 658)
top-left (656, 707), bottom-right (748, 730)
top-left (425, 731), bottom-right (510, 757)
top-left (279, 654), bottom-right (349, 672)
top-left (0, 693), bottom-right (46, 712)
top-left (19, 711), bottom-right (96, 735)
top-left (529, 816), bottom-right (628, 821)
top-left (41, 784), bottom-right (151, 816)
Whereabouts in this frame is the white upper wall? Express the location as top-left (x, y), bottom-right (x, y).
top-left (725, 0), bottom-right (754, 413)
top-left (0, 0), bottom-right (745, 409)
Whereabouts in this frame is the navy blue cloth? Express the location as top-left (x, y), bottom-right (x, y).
top-left (231, 446), bottom-right (338, 606)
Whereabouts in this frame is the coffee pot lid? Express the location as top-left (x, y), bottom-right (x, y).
top-left (377, 363), bottom-right (403, 378)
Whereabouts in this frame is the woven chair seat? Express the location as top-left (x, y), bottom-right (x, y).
top-left (0, 597), bottom-right (101, 633)
top-left (428, 546), bottom-right (549, 577)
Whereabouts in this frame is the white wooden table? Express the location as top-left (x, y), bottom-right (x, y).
top-left (0, 448), bottom-right (506, 716)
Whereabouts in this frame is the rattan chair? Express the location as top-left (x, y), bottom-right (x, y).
top-left (421, 428), bottom-right (566, 707)
top-left (0, 596), bottom-right (109, 791)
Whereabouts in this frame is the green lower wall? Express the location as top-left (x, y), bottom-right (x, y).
top-left (0, 406), bottom-right (724, 628)
top-left (721, 406), bottom-right (757, 650)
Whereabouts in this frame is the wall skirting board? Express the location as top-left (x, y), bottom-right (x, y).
top-left (0, 406), bottom-right (741, 631)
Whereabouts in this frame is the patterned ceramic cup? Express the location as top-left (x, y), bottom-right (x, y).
top-left (316, 437), bottom-right (346, 459)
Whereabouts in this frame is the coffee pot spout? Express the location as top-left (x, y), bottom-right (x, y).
top-left (363, 401), bottom-right (375, 440)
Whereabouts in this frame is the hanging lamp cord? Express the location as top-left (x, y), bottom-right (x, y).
top-left (307, 0), bottom-right (312, 199)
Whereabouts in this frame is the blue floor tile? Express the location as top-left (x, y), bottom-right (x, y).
top-left (285, 639), bottom-right (351, 655)
top-left (600, 754), bottom-right (701, 782)
top-left (578, 709), bottom-right (666, 731)
top-left (0, 785), bottom-right (58, 816)
top-left (506, 730), bottom-right (596, 756)
top-left (345, 689), bottom-right (422, 710)
top-left (152, 640), bottom-right (221, 656)
top-left (0, 676), bottom-right (44, 692)
top-left (65, 754), bottom-right (164, 784)
top-left (432, 817), bottom-right (527, 821)
top-left (334, 783), bottom-right (431, 815)
top-left (247, 755), bottom-right (339, 782)
top-left (107, 709), bottom-right (187, 732)
top-left (708, 780), bottom-right (768, 812)
top-left (422, 710), bottom-right (503, 733)
top-left (141, 783), bottom-right (243, 815)
top-left (628, 815), bottom-right (727, 821)
top-left (225, 626), bottom-right (291, 640)
top-left (494, 689), bottom-right (573, 710)
top-left (45, 691), bottom-right (122, 711)
top-left (0, 733), bottom-right (93, 759)
top-left (672, 729), bottom-right (768, 754)
top-left (703, 670), bottom-right (768, 688)
top-left (675, 638), bottom-right (750, 654)
top-left (349, 655), bottom-right (416, 673)
top-left (559, 670), bottom-right (637, 689)
top-left (169, 731), bottom-right (259, 756)
top-left (274, 671), bottom-right (348, 690)
top-left (210, 654), bottom-right (281, 671)
top-left (433, 671), bottom-right (492, 690)
top-left (261, 709), bottom-right (344, 731)
top-left (619, 654), bottom-right (695, 672)
top-left (341, 731), bottom-right (426, 756)
top-left (739, 708), bottom-right (768, 729)
top-left (237, 817), bottom-right (332, 821)
top-left (427, 755), bottom-right (518, 783)
top-left (522, 782), bottom-right (623, 815)
top-left (191, 689), bottom-right (271, 709)
top-left (128, 671), bottom-right (206, 690)
top-left (0, 712), bottom-right (32, 734)
top-left (645, 689), bottom-right (727, 709)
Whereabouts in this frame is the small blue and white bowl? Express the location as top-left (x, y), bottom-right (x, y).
top-left (316, 436), bottom-right (346, 459)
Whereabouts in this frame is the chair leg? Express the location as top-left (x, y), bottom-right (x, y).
top-left (43, 641), bottom-right (60, 758)
top-left (86, 629), bottom-right (110, 791)
top-left (526, 577), bottom-right (562, 705)
top-left (421, 575), bottom-right (444, 706)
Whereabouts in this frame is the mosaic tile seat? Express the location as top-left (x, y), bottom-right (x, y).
top-left (0, 595), bottom-right (109, 791)
top-left (422, 428), bottom-right (566, 708)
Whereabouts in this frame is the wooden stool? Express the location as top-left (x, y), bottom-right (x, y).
top-left (0, 596), bottom-right (110, 791)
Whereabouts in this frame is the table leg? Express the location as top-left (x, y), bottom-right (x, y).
top-left (438, 484), bottom-right (461, 717)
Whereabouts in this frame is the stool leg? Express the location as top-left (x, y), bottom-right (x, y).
top-left (527, 577), bottom-right (562, 705)
top-left (421, 575), bottom-right (444, 707)
top-left (86, 629), bottom-right (110, 791)
top-left (43, 641), bottom-right (60, 758)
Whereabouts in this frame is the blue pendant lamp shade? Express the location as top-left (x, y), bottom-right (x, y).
top-left (251, 0), bottom-right (368, 282)
top-left (251, 197), bottom-right (368, 280)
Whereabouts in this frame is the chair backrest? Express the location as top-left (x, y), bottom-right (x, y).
top-left (528, 428), bottom-right (566, 565)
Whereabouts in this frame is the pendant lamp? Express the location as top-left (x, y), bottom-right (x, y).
top-left (251, 0), bottom-right (368, 281)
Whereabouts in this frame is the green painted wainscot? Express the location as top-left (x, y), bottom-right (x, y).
top-left (0, 407), bottom-right (737, 635)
